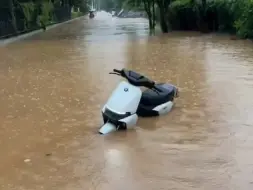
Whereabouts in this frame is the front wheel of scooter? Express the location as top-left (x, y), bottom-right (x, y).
top-left (99, 122), bottom-right (117, 135)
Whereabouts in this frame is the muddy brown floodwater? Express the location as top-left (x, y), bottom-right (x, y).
top-left (1, 11), bottom-right (253, 190)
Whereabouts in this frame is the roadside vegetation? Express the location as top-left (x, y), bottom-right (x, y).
top-left (104, 0), bottom-right (253, 39)
top-left (3, 0), bottom-right (253, 39)
top-left (0, 0), bottom-right (90, 37)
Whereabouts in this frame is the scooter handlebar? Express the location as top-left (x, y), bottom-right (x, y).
top-left (113, 69), bottom-right (122, 73)
top-left (110, 69), bottom-right (160, 92)
top-left (109, 69), bottom-right (123, 76)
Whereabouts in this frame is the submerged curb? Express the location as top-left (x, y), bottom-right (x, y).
top-left (0, 16), bottom-right (85, 46)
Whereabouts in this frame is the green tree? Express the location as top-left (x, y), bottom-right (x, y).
top-left (0, 0), bottom-right (18, 33)
top-left (8, 0), bottom-right (18, 33)
top-left (143, 0), bottom-right (156, 32)
top-left (156, 0), bottom-right (170, 32)
top-left (122, 0), bottom-right (172, 33)
top-left (124, 0), bottom-right (156, 31)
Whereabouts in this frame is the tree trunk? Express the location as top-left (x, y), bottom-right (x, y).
top-left (147, 12), bottom-right (155, 33)
top-left (143, 0), bottom-right (155, 32)
top-left (159, 6), bottom-right (168, 33)
top-left (199, 0), bottom-right (209, 33)
top-left (202, 0), bottom-right (206, 9)
top-left (151, 0), bottom-right (156, 29)
top-left (157, 0), bottom-right (169, 33)
top-left (8, 0), bottom-right (17, 33)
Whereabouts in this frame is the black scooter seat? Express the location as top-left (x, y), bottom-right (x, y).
top-left (140, 83), bottom-right (176, 107)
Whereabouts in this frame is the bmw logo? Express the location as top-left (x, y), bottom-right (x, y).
top-left (124, 88), bottom-right (128, 92)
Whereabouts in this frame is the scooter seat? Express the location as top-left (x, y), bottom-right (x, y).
top-left (140, 83), bottom-right (176, 107)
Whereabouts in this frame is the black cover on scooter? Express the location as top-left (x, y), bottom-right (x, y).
top-left (122, 70), bottom-right (155, 88)
top-left (137, 83), bottom-right (177, 117)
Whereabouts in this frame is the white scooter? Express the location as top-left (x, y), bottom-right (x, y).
top-left (99, 69), bottom-right (179, 135)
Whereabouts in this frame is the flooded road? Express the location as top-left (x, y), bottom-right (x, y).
top-left (1, 11), bottom-right (253, 190)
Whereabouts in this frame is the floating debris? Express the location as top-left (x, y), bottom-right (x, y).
top-left (24, 159), bottom-right (31, 163)
top-left (45, 153), bottom-right (52, 157)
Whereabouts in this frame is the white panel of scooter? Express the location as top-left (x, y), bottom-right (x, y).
top-left (119, 114), bottom-right (138, 129)
top-left (105, 81), bottom-right (142, 114)
top-left (153, 101), bottom-right (174, 115)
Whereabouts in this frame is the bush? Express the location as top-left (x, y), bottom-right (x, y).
top-left (21, 2), bottom-right (36, 29)
top-left (234, 0), bottom-right (253, 38)
top-left (207, 0), bottom-right (235, 32)
top-left (168, 0), bottom-right (199, 30)
top-left (167, 0), bottom-right (253, 39)
top-left (21, 1), bottom-right (54, 29)
top-left (38, 1), bottom-right (54, 26)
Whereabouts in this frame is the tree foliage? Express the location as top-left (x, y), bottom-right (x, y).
top-left (114, 0), bottom-right (253, 38)
top-left (3, 0), bottom-right (253, 39)
top-left (167, 0), bottom-right (253, 38)
top-left (119, 0), bottom-right (171, 32)
top-left (0, 0), bottom-right (89, 35)
top-left (123, 0), bottom-right (156, 32)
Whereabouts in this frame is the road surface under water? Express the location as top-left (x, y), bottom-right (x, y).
top-left (1, 11), bottom-right (253, 190)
